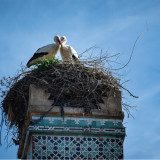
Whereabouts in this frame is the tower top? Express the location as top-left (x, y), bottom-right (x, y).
top-left (2, 63), bottom-right (124, 158)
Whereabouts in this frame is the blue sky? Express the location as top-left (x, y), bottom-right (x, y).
top-left (0, 0), bottom-right (160, 159)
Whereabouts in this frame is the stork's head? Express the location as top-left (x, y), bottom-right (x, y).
top-left (61, 36), bottom-right (67, 45)
top-left (54, 35), bottom-right (61, 45)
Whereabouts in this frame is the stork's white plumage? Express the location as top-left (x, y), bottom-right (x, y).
top-left (27, 35), bottom-right (61, 67)
top-left (60, 36), bottom-right (79, 64)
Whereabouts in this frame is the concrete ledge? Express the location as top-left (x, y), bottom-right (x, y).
top-left (28, 84), bottom-right (122, 116)
top-left (29, 84), bottom-right (54, 106)
top-left (28, 105), bottom-right (124, 118)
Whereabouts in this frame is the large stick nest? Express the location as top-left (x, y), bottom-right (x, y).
top-left (0, 46), bottom-right (138, 145)
top-left (2, 63), bottom-right (119, 127)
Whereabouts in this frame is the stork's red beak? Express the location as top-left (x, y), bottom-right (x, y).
top-left (58, 39), bottom-right (61, 44)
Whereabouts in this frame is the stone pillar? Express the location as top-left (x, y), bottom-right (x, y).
top-left (18, 85), bottom-right (125, 159)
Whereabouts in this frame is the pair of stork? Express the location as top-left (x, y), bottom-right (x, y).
top-left (27, 35), bottom-right (79, 67)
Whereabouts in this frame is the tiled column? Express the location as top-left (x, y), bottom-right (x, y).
top-left (24, 115), bottom-right (125, 159)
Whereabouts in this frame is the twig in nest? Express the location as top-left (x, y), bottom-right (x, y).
top-left (118, 83), bottom-right (139, 98)
top-left (111, 29), bottom-right (147, 70)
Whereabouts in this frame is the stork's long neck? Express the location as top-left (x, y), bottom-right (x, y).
top-left (62, 40), bottom-right (67, 46)
top-left (55, 42), bottom-right (60, 46)
top-left (60, 42), bottom-right (66, 52)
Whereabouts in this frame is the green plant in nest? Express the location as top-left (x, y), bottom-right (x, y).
top-left (34, 56), bottom-right (61, 71)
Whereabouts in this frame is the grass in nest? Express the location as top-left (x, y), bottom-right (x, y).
top-left (34, 56), bottom-right (61, 71)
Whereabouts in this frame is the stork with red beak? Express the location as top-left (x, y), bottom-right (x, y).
top-left (60, 36), bottom-right (79, 64)
top-left (27, 35), bottom-right (61, 67)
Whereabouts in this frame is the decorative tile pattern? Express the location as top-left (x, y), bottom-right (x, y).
top-left (32, 135), bottom-right (123, 159)
top-left (32, 116), bottom-right (123, 128)
top-left (29, 125), bottom-right (125, 135)
top-left (27, 116), bottom-right (125, 159)
top-left (29, 116), bottom-right (125, 136)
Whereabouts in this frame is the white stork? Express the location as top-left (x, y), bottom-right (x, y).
top-left (27, 35), bottom-right (61, 67)
top-left (60, 36), bottom-right (79, 64)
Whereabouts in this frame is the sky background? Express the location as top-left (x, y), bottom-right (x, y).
top-left (0, 0), bottom-right (160, 159)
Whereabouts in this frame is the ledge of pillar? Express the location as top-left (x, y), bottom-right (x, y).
top-left (28, 84), bottom-right (123, 117)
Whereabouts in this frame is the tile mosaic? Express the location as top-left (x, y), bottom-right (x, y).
top-left (32, 135), bottom-right (123, 159)
top-left (26, 115), bottom-right (125, 159)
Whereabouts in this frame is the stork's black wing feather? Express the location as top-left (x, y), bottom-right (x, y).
top-left (27, 52), bottom-right (48, 66)
top-left (72, 55), bottom-right (78, 60)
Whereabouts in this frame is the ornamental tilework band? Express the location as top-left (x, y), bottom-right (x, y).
top-left (29, 126), bottom-right (125, 135)
top-left (32, 135), bottom-right (123, 160)
top-left (31, 116), bottom-right (123, 128)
